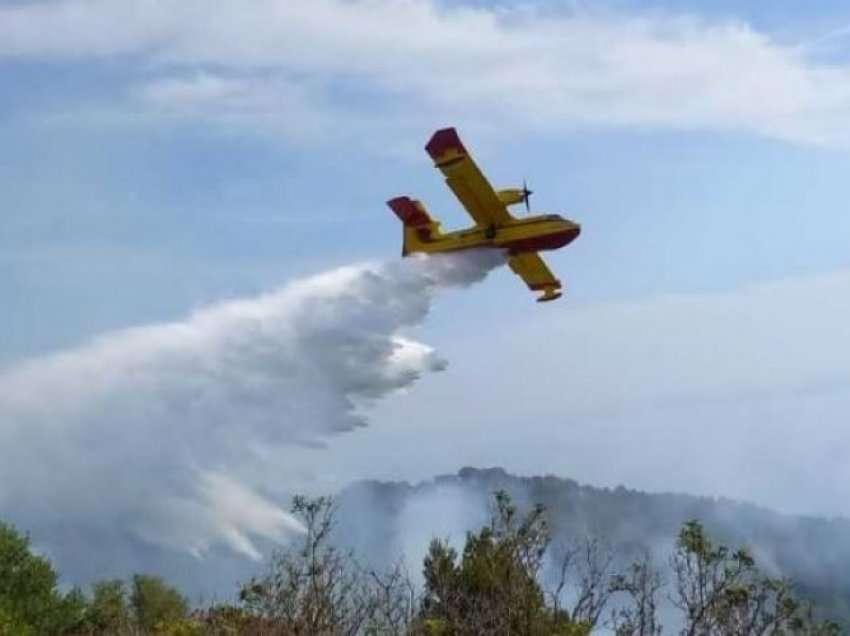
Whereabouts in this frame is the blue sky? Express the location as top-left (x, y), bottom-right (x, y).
top-left (7, 106), bottom-right (850, 354)
top-left (4, 1), bottom-right (850, 352)
top-left (4, 0), bottom-right (850, 587)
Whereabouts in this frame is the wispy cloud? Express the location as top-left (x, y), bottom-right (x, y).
top-left (134, 73), bottom-right (335, 141)
top-left (3, 0), bottom-right (850, 145)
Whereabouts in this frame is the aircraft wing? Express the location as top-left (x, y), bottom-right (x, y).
top-left (508, 252), bottom-right (563, 302)
top-left (425, 128), bottom-right (513, 227)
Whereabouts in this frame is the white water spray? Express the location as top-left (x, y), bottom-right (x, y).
top-left (0, 250), bottom-right (504, 560)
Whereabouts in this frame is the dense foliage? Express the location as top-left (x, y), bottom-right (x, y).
top-left (0, 522), bottom-right (86, 635)
top-left (0, 522), bottom-right (189, 635)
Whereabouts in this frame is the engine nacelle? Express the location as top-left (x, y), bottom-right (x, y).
top-left (497, 188), bottom-right (526, 206)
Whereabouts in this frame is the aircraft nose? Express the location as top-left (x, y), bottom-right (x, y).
top-left (563, 221), bottom-right (580, 245)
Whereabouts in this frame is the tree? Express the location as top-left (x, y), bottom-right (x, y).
top-left (365, 561), bottom-right (418, 635)
top-left (610, 552), bottom-right (663, 636)
top-left (130, 574), bottom-right (189, 633)
top-left (418, 490), bottom-right (587, 636)
top-left (239, 495), bottom-right (376, 635)
top-left (84, 579), bottom-right (132, 634)
top-left (0, 522), bottom-right (85, 635)
top-left (671, 520), bottom-right (841, 636)
top-left (547, 537), bottom-right (616, 631)
top-left (189, 603), bottom-right (258, 635)
top-left (0, 605), bottom-right (35, 636)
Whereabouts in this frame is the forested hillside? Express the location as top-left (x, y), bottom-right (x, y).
top-left (335, 467), bottom-right (850, 621)
top-left (1, 488), bottom-right (842, 634)
top-left (3, 467), bottom-right (849, 633)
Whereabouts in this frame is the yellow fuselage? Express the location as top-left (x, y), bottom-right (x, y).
top-left (405, 214), bottom-right (581, 255)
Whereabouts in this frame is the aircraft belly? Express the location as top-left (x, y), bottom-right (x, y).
top-left (497, 225), bottom-right (580, 252)
top-left (499, 229), bottom-right (579, 252)
top-left (407, 223), bottom-right (580, 255)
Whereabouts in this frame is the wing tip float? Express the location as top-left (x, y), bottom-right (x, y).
top-left (390, 127), bottom-right (581, 303)
top-left (532, 285), bottom-right (563, 303)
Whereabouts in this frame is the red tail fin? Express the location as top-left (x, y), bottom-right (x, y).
top-left (387, 197), bottom-right (431, 227)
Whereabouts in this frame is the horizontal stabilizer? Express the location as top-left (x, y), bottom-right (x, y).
top-left (425, 128), bottom-right (467, 165)
top-left (387, 196), bottom-right (432, 227)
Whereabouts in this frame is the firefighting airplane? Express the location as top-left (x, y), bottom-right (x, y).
top-left (387, 128), bottom-right (581, 302)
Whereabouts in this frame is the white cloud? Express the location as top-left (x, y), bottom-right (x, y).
top-left (135, 73), bottom-right (335, 140)
top-left (0, 250), bottom-right (503, 562)
top-left (3, 0), bottom-right (850, 144)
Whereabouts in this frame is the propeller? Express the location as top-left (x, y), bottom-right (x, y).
top-left (521, 179), bottom-right (533, 213)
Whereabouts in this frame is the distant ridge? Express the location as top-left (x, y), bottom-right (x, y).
top-left (336, 467), bottom-right (850, 621)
